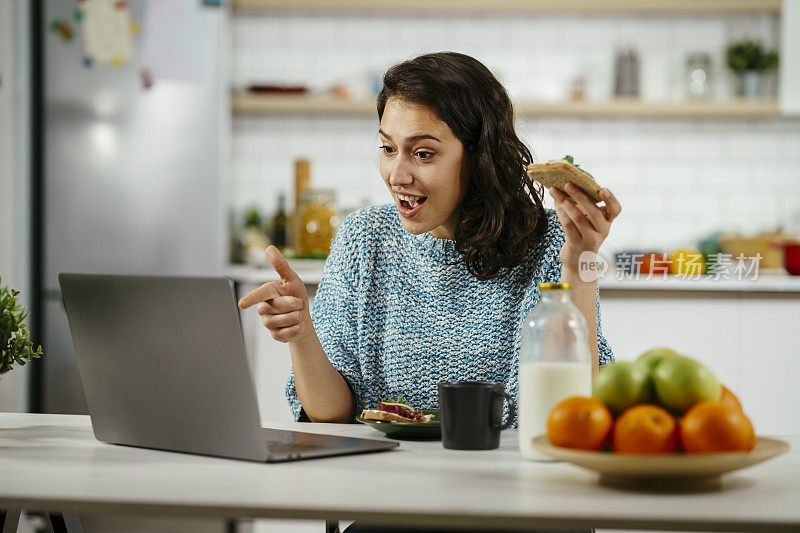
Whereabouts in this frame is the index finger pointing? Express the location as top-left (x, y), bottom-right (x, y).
top-left (237, 281), bottom-right (283, 309)
top-left (265, 245), bottom-right (300, 283)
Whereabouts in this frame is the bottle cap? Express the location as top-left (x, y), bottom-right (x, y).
top-left (538, 282), bottom-right (571, 291)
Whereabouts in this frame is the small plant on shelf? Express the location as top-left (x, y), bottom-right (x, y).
top-left (725, 39), bottom-right (779, 98)
top-left (725, 40), bottom-right (779, 73)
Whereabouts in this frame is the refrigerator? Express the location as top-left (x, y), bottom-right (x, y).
top-left (37, 0), bottom-right (228, 414)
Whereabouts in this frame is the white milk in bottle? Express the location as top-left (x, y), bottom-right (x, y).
top-left (518, 283), bottom-right (592, 461)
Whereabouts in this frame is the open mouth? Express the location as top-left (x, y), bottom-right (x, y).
top-left (396, 193), bottom-right (427, 218)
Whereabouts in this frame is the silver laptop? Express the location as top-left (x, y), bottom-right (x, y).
top-left (58, 273), bottom-right (398, 462)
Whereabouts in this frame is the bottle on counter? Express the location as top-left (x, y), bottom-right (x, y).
top-left (270, 192), bottom-right (288, 250)
top-left (518, 282), bottom-right (592, 461)
top-left (228, 209), bottom-right (245, 264)
top-left (292, 158), bottom-right (312, 254)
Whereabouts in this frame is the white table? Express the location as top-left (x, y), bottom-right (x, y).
top-left (1, 413), bottom-right (798, 532)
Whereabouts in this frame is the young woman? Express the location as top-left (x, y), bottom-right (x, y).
top-left (239, 52), bottom-right (621, 427)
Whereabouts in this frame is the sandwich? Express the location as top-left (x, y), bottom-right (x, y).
top-left (360, 399), bottom-right (436, 424)
top-left (526, 155), bottom-right (603, 203)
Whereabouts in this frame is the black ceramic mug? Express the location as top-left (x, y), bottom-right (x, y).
top-left (437, 381), bottom-right (516, 450)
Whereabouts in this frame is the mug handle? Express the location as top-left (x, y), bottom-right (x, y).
top-left (493, 390), bottom-right (516, 430)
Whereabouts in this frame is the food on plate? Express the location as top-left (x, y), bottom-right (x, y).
top-left (612, 404), bottom-right (678, 454)
top-left (592, 360), bottom-right (653, 414)
top-left (526, 155), bottom-right (604, 203)
top-left (360, 399), bottom-right (436, 424)
top-left (543, 348), bottom-right (756, 455)
top-left (546, 396), bottom-right (612, 451)
top-left (679, 400), bottom-right (755, 453)
top-left (652, 354), bottom-right (720, 414)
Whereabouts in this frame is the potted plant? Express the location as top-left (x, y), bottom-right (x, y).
top-left (1, 277), bottom-right (43, 375)
top-left (241, 206), bottom-right (270, 266)
top-left (725, 39), bottom-right (779, 98)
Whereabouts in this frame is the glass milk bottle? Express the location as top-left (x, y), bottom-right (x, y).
top-left (519, 282), bottom-right (592, 461)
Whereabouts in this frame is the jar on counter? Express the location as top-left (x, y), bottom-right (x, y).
top-left (685, 53), bottom-right (712, 99)
top-left (296, 189), bottom-right (339, 257)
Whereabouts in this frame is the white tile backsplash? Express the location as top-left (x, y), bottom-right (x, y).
top-left (229, 10), bottom-right (799, 252)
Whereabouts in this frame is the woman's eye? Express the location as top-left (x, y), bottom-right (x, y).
top-left (380, 145), bottom-right (395, 154)
top-left (416, 151), bottom-right (434, 160)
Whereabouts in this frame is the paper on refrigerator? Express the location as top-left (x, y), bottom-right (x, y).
top-left (82, 0), bottom-right (135, 67)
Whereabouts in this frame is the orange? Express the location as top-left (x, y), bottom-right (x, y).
top-left (669, 248), bottom-right (706, 276)
top-left (639, 253), bottom-right (670, 275)
top-left (612, 404), bottom-right (678, 454)
top-left (719, 384), bottom-right (743, 412)
top-left (547, 396), bottom-right (613, 451)
top-left (679, 400), bottom-right (755, 453)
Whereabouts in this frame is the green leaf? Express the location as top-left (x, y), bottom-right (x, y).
top-left (726, 39), bottom-right (778, 73)
top-left (0, 280), bottom-right (44, 373)
top-left (562, 154), bottom-right (595, 180)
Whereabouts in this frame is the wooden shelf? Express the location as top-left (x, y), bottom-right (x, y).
top-left (234, 93), bottom-right (377, 115)
top-left (232, 92), bottom-right (781, 119)
top-left (516, 98), bottom-right (781, 118)
top-left (232, 0), bottom-right (781, 14)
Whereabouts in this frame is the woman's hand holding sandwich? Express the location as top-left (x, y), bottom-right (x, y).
top-left (549, 182), bottom-right (621, 376)
top-left (549, 184), bottom-right (621, 275)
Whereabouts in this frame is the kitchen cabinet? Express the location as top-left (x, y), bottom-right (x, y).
top-left (601, 289), bottom-right (800, 435)
top-left (237, 275), bottom-right (800, 435)
top-left (238, 282), bottom-right (319, 424)
top-left (736, 294), bottom-right (800, 434)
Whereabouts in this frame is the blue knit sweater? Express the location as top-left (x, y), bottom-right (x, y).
top-left (286, 204), bottom-right (614, 422)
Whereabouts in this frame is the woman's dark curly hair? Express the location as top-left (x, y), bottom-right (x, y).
top-left (377, 52), bottom-right (548, 281)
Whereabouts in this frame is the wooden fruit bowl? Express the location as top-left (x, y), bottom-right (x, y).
top-left (531, 435), bottom-right (789, 491)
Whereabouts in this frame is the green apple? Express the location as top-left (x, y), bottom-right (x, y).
top-left (636, 347), bottom-right (681, 372)
top-left (652, 354), bottom-right (721, 414)
top-left (592, 361), bottom-right (652, 414)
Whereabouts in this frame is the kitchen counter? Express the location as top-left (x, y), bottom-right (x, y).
top-left (228, 263), bottom-right (800, 293)
top-left (1, 413), bottom-right (798, 532)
